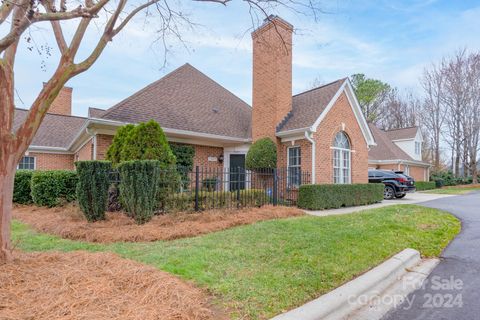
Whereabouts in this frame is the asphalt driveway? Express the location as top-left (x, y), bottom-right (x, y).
top-left (382, 191), bottom-right (480, 320)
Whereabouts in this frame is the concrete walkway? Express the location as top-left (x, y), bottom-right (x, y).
top-left (381, 191), bottom-right (480, 320)
top-left (305, 192), bottom-right (454, 217)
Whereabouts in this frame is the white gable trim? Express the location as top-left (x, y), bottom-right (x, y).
top-left (310, 79), bottom-right (376, 147)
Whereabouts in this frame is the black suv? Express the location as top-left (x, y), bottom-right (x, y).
top-left (368, 170), bottom-right (410, 200)
top-left (394, 171), bottom-right (416, 193)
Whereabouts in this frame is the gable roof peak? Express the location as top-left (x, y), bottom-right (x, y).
top-left (293, 77), bottom-right (347, 98)
top-left (99, 63), bottom-right (252, 139)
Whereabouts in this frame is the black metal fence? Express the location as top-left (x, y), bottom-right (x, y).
top-left (110, 166), bottom-right (311, 212)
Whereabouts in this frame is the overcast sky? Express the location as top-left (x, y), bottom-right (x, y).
top-left (8, 0), bottom-right (480, 117)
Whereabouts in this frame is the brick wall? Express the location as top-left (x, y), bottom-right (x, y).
top-left (48, 86), bottom-right (72, 116)
top-left (251, 17), bottom-right (293, 142)
top-left (193, 145), bottom-right (224, 169)
top-left (313, 92), bottom-right (369, 184)
top-left (28, 152), bottom-right (75, 170)
top-left (95, 134), bottom-right (113, 160)
top-left (74, 138), bottom-right (93, 161)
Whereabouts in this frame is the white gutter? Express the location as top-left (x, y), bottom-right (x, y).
top-left (86, 127), bottom-right (97, 160)
top-left (68, 118), bottom-right (251, 151)
top-left (276, 127), bottom-right (311, 137)
top-left (304, 131), bottom-right (316, 184)
top-left (27, 146), bottom-right (72, 154)
top-left (369, 159), bottom-right (431, 167)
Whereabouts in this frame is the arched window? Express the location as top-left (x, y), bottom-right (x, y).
top-left (333, 131), bottom-right (351, 184)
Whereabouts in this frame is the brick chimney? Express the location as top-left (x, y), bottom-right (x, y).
top-left (251, 16), bottom-right (293, 142)
top-left (46, 85), bottom-right (72, 116)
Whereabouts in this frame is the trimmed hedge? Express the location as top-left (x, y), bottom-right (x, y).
top-left (415, 181), bottom-right (436, 191)
top-left (118, 160), bottom-right (161, 224)
top-left (31, 170), bottom-right (78, 207)
top-left (75, 161), bottom-right (112, 222)
top-left (298, 184), bottom-right (384, 210)
top-left (13, 170), bottom-right (34, 204)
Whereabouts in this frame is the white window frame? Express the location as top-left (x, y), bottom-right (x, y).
top-left (415, 142), bottom-right (421, 155)
top-left (287, 146), bottom-right (301, 188)
top-left (17, 156), bottom-right (36, 170)
top-left (332, 132), bottom-right (351, 184)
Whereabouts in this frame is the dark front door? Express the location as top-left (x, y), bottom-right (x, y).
top-left (230, 154), bottom-right (245, 191)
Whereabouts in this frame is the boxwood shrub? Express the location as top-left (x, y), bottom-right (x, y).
top-left (75, 161), bottom-right (112, 222)
top-left (415, 181), bottom-right (436, 191)
top-left (298, 183), bottom-right (384, 210)
top-left (31, 170), bottom-right (78, 207)
top-left (13, 170), bottom-right (34, 204)
top-left (118, 160), bottom-right (161, 224)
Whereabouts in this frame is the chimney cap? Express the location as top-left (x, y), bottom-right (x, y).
top-left (251, 15), bottom-right (293, 38)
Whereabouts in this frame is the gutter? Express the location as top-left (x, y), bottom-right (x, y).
top-left (304, 131), bottom-right (316, 184)
top-left (67, 118), bottom-right (252, 152)
top-left (369, 159), bottom-right (432, 167)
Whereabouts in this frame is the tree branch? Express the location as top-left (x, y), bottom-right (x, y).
top-left (0, 0), bottom-right (110, 54)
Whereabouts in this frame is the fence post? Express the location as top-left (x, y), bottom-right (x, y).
top-left (195, 166), bottom-right (199, 212)
top-left (236, 167), bottom-right (241, 208)
top-left (273, 168), bottom-right (278, 206)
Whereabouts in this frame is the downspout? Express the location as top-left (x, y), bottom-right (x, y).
top-left (86, 128), bottom-right (97, 160)
top-left (305, 131), bottom-right (316, 184)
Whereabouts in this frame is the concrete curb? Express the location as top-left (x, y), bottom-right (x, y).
top-left (271, 248), bottom-right (421, 320)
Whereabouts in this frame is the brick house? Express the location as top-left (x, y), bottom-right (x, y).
top-left (15, 16), bottom-right (387, 186)
top-left (368, 124), bottom-right (430, 181)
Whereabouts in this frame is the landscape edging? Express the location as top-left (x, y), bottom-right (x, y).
top-left (271, 248), bottom-right (421, 320)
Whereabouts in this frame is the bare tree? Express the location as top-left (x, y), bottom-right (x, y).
top-left (462, 52), bottom-right (480, 183)
top-left (421, 62), bottom-right (447, 171)
top-left (378, 88), bottom-right (418, 130)
top-left (0, 0), bottom-right (323, 262)
top-left (441, 50), bottom-right (471, 177)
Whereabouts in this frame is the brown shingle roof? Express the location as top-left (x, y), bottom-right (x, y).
top-left (100, 63), bottom-right (252, 139)
top-left (13, 108), bottom-right (87, 149)
top-left (384, 126), bottom-right (418, 141)
top-left (277, 78), bottom-right (346, 132)
top-left (368, 123), bottom-right (413, 161)
top-left (88, 107), bottom-right (107, 118)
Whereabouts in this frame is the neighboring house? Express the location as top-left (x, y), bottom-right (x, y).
top-left (368, 124), bottom-right (430, 181)
top-left (14, 16), bottom-right (378, 185)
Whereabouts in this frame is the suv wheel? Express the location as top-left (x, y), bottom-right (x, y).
top-left (384, 186), bottom-right (395, 200)
top-left (395, 194), bottom-right (406, 199)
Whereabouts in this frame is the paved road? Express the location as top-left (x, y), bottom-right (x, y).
top-left (382, 191), bottom-right (480, 320)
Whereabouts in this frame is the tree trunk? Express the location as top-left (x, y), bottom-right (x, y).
top-left (472, 158), bottom-right (478, 184)
top-left (0, 148), bottom-right (16, 263)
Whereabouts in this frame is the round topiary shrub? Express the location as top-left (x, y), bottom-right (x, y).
top-left (245, 137), bottom-right (277, 170)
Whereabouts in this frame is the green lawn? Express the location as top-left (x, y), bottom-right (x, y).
top-left (421, 185), bottom-right (480, 195)
top-left (12, 204), bottom-right (460, 320)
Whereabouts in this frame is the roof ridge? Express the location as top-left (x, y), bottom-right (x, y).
top-left (14, 107), bottom-right (88, 120)
top-left (384, 126), bottom-right (418, 132)
top-left (293, 77), bottom-right (347, 98)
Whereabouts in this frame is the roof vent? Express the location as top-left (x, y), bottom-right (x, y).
top-left (212, 107), bottom-right (220, 113)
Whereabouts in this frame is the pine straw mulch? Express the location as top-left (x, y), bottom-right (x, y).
top-left (13, 204), bottom-right (304, 243)
top-left (0, 251), bottom-right (227, 320)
